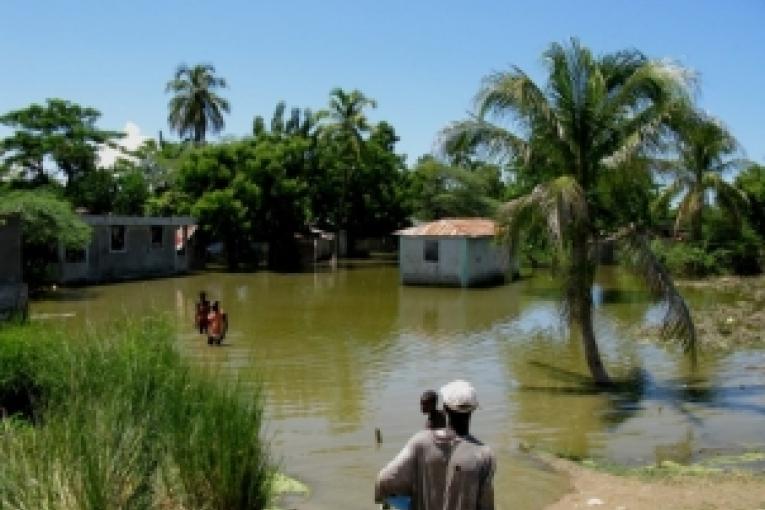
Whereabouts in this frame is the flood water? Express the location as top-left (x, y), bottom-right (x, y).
top-left (31, 261), bottom-right (765, 509)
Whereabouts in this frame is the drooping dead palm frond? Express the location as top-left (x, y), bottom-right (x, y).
top-left (617, 227), bottom-right (697, 353)
top-left (497, 176), bottom-right (588, 258)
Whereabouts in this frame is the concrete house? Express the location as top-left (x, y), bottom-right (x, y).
top-left (56, 215), bottom-right (196, 284)
top-left (0, 215), bottom-right (28, 319)
top-left (395, 218), bottom-right (511, 287)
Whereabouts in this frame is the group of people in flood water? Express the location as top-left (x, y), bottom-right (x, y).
top-left (376, 380), bottom-right (495, 510)
top-left (194, 291), bottom-right (228, 345)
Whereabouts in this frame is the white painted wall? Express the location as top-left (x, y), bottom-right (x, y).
top-left (399, 237), bottom-right (464, 286)
top-left (399, 236), bottom-right (511, 287)
top-left (464, 238), bottom-right (510, 286)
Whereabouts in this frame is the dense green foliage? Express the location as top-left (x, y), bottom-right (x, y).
top-left (0, 99), bottom-right (122, 188)
top-left (0, 190), bottom-right (90, 284)
top-left (0, 318), bottom-right (272, 510)
top-left (735, 164), bottom-right (765, 239)
top-left (149, 90), bottom-right (409, 268)
top-left (408, 155), bottom-right (503, 220)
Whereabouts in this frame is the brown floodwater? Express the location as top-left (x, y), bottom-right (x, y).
top-left (31, 261), bottom-right (765, 509)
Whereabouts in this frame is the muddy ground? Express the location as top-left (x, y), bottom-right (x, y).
top-left (543, 456), bottom-right (765, 510)
top-left (678, 274), bottom-right (765, 350)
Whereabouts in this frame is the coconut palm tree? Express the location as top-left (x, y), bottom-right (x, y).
top-left (440, 39), bottom-right (697, 385)
top-left (166, 63), bottom-right (230, 144)
top-left (316, 88), bottom-right (377, 244)
top-left (654, 109), bottom-right (748, 241)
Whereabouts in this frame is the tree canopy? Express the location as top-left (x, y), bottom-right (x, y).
top-left (0, 99), bottom-right (122, 187)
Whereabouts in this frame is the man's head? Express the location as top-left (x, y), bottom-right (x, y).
top-left (200, 291), bottom-right (207, 301)
top-left (420, 389), bottom-right (438, 414)
top-left (212, 301), bottom-right (220, 312)
top-left (440, 380), bottom-right (479, 436)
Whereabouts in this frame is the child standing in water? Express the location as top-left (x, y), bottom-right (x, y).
top-left (207, 301), bottom-right (227, 345)
top-left (195, 292), bottom-right (210, 334)
top-left (420, 389), bottom-right (446, 430)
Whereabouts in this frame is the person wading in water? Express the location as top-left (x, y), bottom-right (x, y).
top-left (375, 380), bottom-right (495, 510)
top-left (207, 301), bottom-right (227, 345)
top-left (195, 291), bottom-right (210, 334)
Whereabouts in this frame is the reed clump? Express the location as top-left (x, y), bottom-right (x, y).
top-left (0, 316), bottom-right (272, 510)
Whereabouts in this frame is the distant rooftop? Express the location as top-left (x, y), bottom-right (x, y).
top-left (395, 218), bottom-right (497, 237)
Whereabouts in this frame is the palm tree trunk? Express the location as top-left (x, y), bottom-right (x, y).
top-left (570, 230), bottom-right (612, 386)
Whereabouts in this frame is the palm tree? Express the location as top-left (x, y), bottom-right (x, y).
top-left (317, 88), bottom-right (377, 153)
top-left (655, 109), bottom-right (748, 241)
top-left (166, 63), bottom-right (230, 144)
top-left (440, 39), bottom-right (697, 385)
top-left (316, 88), bottom-right (377, 245)
top-left (252, 101), bottom-right (316, 137)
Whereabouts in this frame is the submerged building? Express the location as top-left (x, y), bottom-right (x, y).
top-left (395, 218), bottom-right (511, 287)
top-left (56, 215), bottom-right (196, 284)
top-left (0, 215), bottom-right (28, 319)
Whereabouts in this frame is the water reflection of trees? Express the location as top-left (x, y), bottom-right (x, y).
top-left (504, 333), bottom-right (647, 458)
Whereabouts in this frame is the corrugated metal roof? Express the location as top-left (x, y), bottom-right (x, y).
top-left (395, 218), bottom-right (497, 237)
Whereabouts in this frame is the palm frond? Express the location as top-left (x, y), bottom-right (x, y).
top-left (651, 178), bottom-right (685, 218)
top-left (437, 118), bottom-right (529, 163)
top-left (703, 172), bottom-right (750, 225)
top-left (618, 227), bottom-right (697, 354)
top-left (497, 175), bottom-right (587, 252)
top-left (476, 68), bottom-right (554, 129)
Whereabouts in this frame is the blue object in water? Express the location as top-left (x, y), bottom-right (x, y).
top-left (385, 496), bottom-right (411, 510)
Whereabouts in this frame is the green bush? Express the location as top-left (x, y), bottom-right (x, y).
top-left (0, 317), bottom-right (272, 510)
top-left (650, 240), bottom-right (721, 278)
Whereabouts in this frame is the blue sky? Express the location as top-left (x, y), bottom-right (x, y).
top-left (2, 1), bottom-right (764, 165)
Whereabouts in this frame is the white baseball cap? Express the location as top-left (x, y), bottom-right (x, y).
top-left (440, 380), bottom-right (479, 413)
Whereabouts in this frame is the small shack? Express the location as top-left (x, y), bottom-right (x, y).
top-left (56, 215), bottom-right (196, 284)
top-left (395, 218), bottom-right (511, 287)
top-left (0, 215), bottom-right (28, 319)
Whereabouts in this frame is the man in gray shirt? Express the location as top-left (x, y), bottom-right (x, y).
top-left (375, 380), bottom-right (495, 510)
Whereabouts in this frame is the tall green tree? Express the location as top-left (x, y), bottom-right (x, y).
top-left (654, 109), bottom-right (748, 241)
top-left (166, 64), bottom-right (230, 143)
top-left (0, 99), bottom-right (121, 187)
top-left (440, 39), bottom-right (696, 385)
top-left (316, 88), bottom-right (377, 238)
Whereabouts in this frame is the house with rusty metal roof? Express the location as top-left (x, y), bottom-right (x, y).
top-left (394, 218), bottom-right (512, 287)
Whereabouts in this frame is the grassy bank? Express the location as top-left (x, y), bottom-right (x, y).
top-left (0, 316), bottom-right (273, 510)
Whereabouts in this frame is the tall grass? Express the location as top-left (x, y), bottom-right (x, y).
top-left (0, 316), bottom-right (272, 510)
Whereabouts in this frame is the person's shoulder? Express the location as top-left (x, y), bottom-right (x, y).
top-left (463, 435), bottom-right (495, 458)
top-left (410, 429), bottom-right (434, 442)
